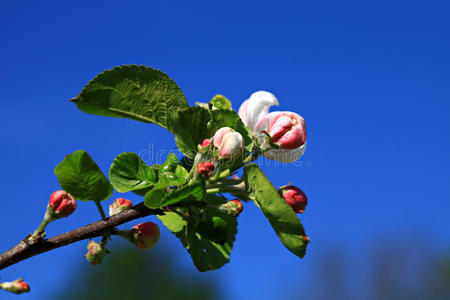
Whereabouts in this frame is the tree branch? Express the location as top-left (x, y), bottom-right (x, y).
top-left (0, 202), bottom-right (162, 271)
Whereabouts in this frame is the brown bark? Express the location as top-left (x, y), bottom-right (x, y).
top-left (0, 202), bottom-right (161, 270)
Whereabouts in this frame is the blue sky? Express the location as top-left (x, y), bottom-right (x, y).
top-left (1, 0), bottom-right (450, 299)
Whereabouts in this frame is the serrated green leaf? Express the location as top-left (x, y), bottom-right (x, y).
top-left (108, 152), bottom-right (157, 193)
top-left (171, 107), bottom-right (211, 158)
top-left (71, 65), bottom-right (188, 131)
top-left (144, 182), bottom-right (205, 209)
top-left (158, 209), bottom-right (237, 272)
top-left (54, 150), bottom-right (113, 201)
top-left (243, 164), bottom-right (308, 258)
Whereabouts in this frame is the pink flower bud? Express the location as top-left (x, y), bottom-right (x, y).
top-left (131, 222), bottom-right (160, 250)
top-left (85, 240), bottom-right (108, 265)
top-left (196, 161), bottom-right (215, 176)
top-left (48, 190), bottom-right (77, 218)
top-left (0, 278), bottom-right (30, 294)
top-left (278, 185), bottom-right (307, 213)
top-left (219, 199), bottom-right (244, 217)
top-left (238, 91), bottom-right (307, 163)
top-left (109, 197), bottom-right (133, 217)
top-left (258, 111), bottom-right (306, 149)
top-left (219, 132), bottom-right (244, 160)
top-left (213, 127), bottom-right (234, 148)
top-left (200, 138), bottom-right (211, 147)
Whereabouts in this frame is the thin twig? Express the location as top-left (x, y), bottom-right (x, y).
top-left (0, 202), bottom-right (161, 271)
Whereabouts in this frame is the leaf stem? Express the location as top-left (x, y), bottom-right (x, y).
top-left (206, 186), bottom-right (244, 194)
top-left (95, 201), bottom-right (107, 220)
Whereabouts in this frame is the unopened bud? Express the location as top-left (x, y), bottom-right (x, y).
top-left (109, 197), bottom-right (132, 217)
top-left (219, 199), bottom-right (244, 217)
top-left (47, 190), bottom-right (77, 219)
top-left (0, 278), bottom-right (30, 294)
top-left (196, 161), bottom-right (215, 176)
top-left (130, 222), bottom-right (160, 250)
top-left (200, 139), bottom-right (211, 148)
top-left (278, 185), bottom-right (307, 213)
top-left (219, 132), bottom-right (244, 160)
top-left (85, 240), bottom-right (108, 265)
top-left (213, 127), bottom-right (235, 148)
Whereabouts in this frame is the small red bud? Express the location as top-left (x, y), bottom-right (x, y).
top-left (220, 199), bottom-right (244, 217)
top-left (85, 240), bottom-right (108, 265)
top-left (200, 139), bottom-right (211, 147)
top-left (196, 161), bottom-right (215, 176)
top-left (302, 235), bottom-right (310, 242)
top-left (109, 197), bottom-right (133, 217)
top-left (0, 278), bottom-right (30, 294)
top-left (131, 222), bottom-right (160, 250)
top-left (48, 190), bottom-right (77, 218)
top-left (278, 185), bottom-right (307, 213)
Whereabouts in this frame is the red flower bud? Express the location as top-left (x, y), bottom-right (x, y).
top-left (0, 278), bottom-right (30, 294)
top-left (219, 199), bottom-right (244, 217)
top-left (109, 197), bottom-right (133, 217)
top-left (200, 139), bottom-right (211, 147)
top-left (278, 185), bottom-right (307, 213)
top-left (48, 190), bottom-right (77, 218)
top-left (131, 222), bottom-right (160, 250)
top-left (85, 240), bottom-right (108, 265)
top-left (196, 161), bottom-right (215, 176)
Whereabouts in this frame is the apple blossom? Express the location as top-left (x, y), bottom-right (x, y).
top-left (238, 91), bottom-right (307, 163)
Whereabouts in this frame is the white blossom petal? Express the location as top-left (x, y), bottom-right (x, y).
top-left (245, 91), bottom-right (279, 131)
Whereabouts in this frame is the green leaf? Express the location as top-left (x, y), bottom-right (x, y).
top-left (108, 152), bottom-right (157, 193)
top-left (210, 94), bottom-right (232, 110)
top-left (158, 211), bottom-right (187, 233)
top-left (54, 150), bottom-right (113, 201)
top-left (144, 182), bottom-right (205, 209)
top-left (71, 65), bottom-right (188, 131)
top-left (153, 153), bottom-right (188, 189)
top-left (158, 209), bottom-right (237, 272)
top-left (243, 164), bottom-right (309, 258)
top-left (171, 107), bottom-right (210, 158)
